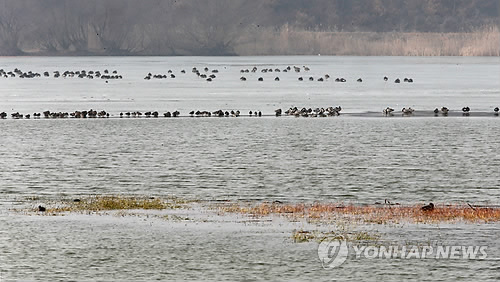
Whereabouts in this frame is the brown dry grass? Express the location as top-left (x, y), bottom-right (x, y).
top-left (216, 202), bottom-right (500, 224)
top-left (38, 195), bottom-right (189, 214)
top-left (235, 25), bottom-right (500, 56)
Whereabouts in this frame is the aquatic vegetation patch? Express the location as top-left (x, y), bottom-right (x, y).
top-left (215, 202), bottom-right (500, 224)
top-left (292, 230), bottom-right (381, 243)
top-left (31, 195), bottom-right (190, 213)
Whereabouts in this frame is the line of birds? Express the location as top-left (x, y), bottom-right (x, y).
top-left (245, 76), bottom-right (412, 83)
top-left (5, 110), bottom-right (109, 119)
top-left (383, 106), bottom-right (499, 116)
top-left (144, 67), bottom-right (222, 82)
top-left (276, 106), bottom-right (342, 117)
top-left (137, 64), bottom-right (416, 84)
top-left (238, 66), bottom-right (412, 83)
top-left (240, 65), bottom-right (310, 73)
top-left (2, 107), bottom-right (499, 120)
top-left (121, 111), bottom-right (179, 118)
top-left (1, 65), bottom-right (417, 85)
top-left (0, 68), bottom-right (123, 80)
top-left (1, 110), bottom-right (256, 119)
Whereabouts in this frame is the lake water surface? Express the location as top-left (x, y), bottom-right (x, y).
top-left (0, 56), bottom-right (499, 281)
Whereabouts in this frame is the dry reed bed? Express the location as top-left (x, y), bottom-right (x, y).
top-left (235, 26), bottom-right (500, 56)
top-left (215, 202), bottom-right (500, 224)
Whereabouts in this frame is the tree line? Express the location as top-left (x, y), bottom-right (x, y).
top-left (0, 0), bottom-right (498, 56)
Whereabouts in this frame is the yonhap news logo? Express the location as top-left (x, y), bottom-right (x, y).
top-left (317, 236), bottom-right (349, 269)
top-left (318, 239), bottom-right (488, 269)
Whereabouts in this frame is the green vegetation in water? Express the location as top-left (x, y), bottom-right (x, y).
top-left (292, 229), bottom-right (381, 243)
top-left (35, 195), bottom-right (191, 213)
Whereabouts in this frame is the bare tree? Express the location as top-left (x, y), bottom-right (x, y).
top-left (0, 1), bottom-right (27, 54)
top-left (0, 0), bottom-right (498, 55)
top-left (173, 0), bottom-right (270, 55)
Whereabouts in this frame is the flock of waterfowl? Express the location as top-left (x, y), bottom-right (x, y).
top-left (0, 65), bottom-right (496, 120)
top-left (0, 68), bottom-right (123, 81)
top-left (238, 66), bottom-right (414, 83)
top-left (139, 65), bottom-right (416, 83)
top-left (275, 106), bottom-right (342, 117)
top-left (2, 106), bottom-right (499, 120)
top-left (383, 106), bottom-right (499, 116)
top-left (6, 110), bottom-right (110, 119)
top-left (0, 65), bottom-right (417, 85)
top-left (144, 67), bottom-right (222, 82)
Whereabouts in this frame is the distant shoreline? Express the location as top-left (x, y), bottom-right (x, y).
top-left (4, 28), bottom-right (499, 57)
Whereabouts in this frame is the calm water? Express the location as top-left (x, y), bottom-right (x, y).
top-left (1, 56), bottom-right (499, 281)
top-left (1, 117), bottom-right (500, 204)
top-left (1, 56), bottom-right (499, 203)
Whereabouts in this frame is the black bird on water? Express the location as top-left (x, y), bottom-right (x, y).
top-left (38, 205), bottom-right (46, 212)
top-left (421, 203), bottom-right (434, 211)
